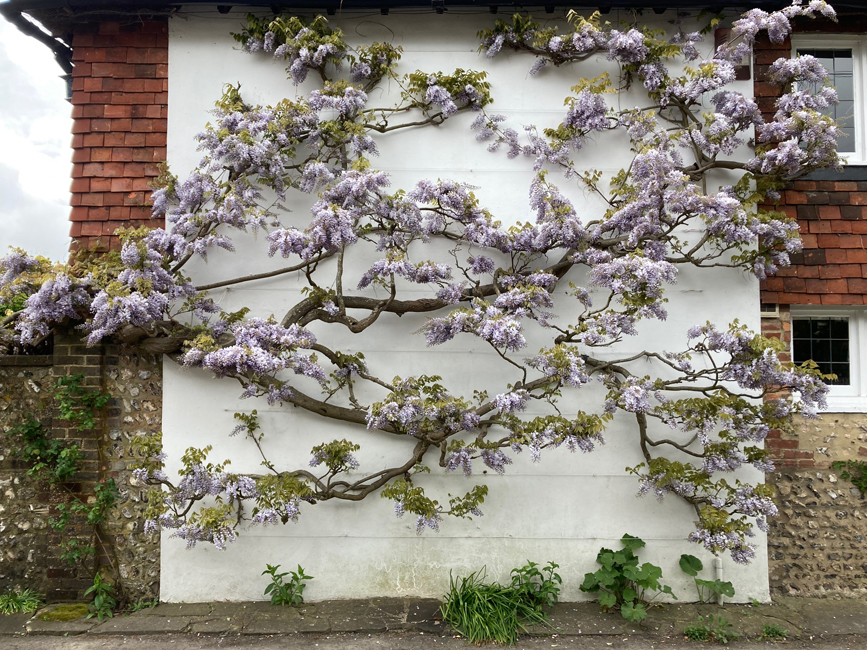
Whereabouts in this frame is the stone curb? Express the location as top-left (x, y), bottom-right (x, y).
top-left (2, 597), bottom-right (866, 638)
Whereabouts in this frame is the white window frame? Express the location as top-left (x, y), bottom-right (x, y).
top-left (790, 35), bottom-right (867, 164)
top-left (790, 306), bottom-right (867, 412)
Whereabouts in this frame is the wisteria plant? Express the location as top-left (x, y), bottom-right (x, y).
top-left (0, 1), bottom-right (842, 564)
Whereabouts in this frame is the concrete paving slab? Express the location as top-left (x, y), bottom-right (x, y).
top-left (404, 599), bottom-right (443, 634)
top-left (25, 619), bottom-right (95, 636)
top-left (330, 616), bottom-right (389, 633)
top-left (311, 601), bottom-right (365, 620)
top-left (240, 619), bottom-right (302, 635)
top-left (542, 602), bottom-right (643, 635)
top-left (239, 606), bottom-right (301, 630)
top-left (368, 598), bottom-right (408, 618)
top-left (202, 603), bottom-right (239, 618)
top-left (89, 615), bottom-right (195, 635)
top-left (135, 604), bottom-right (213, 617)
top-left (211, 601), bottom-right (276, 630)
top-left (785, 599), bottom-right (867, 635)
top-left (0, 613), bottom-right (32, 636)
top-left (188, 618), bottom-right (233, 635)
top-left (295, 613), bottom-right (330, 633)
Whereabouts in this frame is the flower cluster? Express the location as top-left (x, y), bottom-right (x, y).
top-left (183, 318), bottom-right (323, 382)
top-left (16, 274), bottom-right (90, 345)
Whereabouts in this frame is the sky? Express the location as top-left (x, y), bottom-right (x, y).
top-left (0, 13), bottom-right (74, 262)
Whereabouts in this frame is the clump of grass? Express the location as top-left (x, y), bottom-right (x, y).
top-left (762, 623), bottom-right (788, 640)
top-left (0, 588), bottom-right (43, 615)
top-left (441, 561), bottom-right (561, 645)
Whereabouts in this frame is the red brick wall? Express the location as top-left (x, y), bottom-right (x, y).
top-left (760, 181), bottom-right (867, 306)
top-left (755, 15), bottom-right (867, 306)
top-left (760, 308), bottom-right (817, 470)
top-left (68, 20), bottom-right (168, 253)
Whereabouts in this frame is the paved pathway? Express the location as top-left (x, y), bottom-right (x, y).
top-left (1, 597), bottom-right (866, 642)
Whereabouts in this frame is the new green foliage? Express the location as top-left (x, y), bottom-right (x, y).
top-left (678, 554), bottom-right (735, 604)
top-left (831, 460), bottom-right (867, 497)
top-left (85, 574), bottom-right (117, 622)
top-left (262, 564), bottom-right (313, 606)
top-left (683, 614), bottom-right (739, 644)
top-left (580, 534), bottom-right (675, 622)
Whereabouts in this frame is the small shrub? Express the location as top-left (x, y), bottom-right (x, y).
top-left (0, 588), bottom-right (42, 615)
top-left (85, 574), bottom-right (117, 622)
top-left (762, 623), bottom-right (788, 639)
top-left (678, 555), bottom-right (735, 604)
top-left (262, 563), bottom-right (313, 606)
top-left (580, 533), bottom-right (674, 622)
top-left (508, 560), bottom-right (562, 610)
top-left (684, 615), bottom-right (739, 645)
top-left (441, 560), bottom-right (561, 645)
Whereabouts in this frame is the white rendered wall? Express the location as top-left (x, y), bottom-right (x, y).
top-left (162, 8), bottom-right (768, 603)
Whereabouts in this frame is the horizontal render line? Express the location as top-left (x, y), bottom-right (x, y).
top-left (226, 534), bottom-right (692, 541)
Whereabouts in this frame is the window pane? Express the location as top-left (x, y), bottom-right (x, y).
top-left (830, 318), bottom-right (849, 338)
top-left (793, 319), bottom-right (811, 339)
top-left (836, 76), bottom-right (854, 100)
top-left (831, 339), bottom-right (849, 362)
top-left (812, 339), bottom-right (831, 362)
top-left (835, 53), bottom-right (853, 73)
top-left (811, 318), bottom-right (830, 338)
top-left (830, 363), bottom-right (850, 385)
top-left (792, 317), bottom-right (851, 386)
top-left (796, 48), bottom-right (855, 153)
top-left (793, 339), bottom-right (812, 362)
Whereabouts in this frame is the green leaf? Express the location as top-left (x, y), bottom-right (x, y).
top-left (580, 572), bottom-right (601, 592)
top-left (620, 534), bottom-right (645, 551)
top-left (622, 587), bottom-right (636, 603)
top-left (696, 578), bottom-right (735, 598)
top-left (599, 591), bottom-right (617, 609)
top-left (679, 554), bottom-right (702, 577)
top-left (621, 601), bottom-right (647, 623)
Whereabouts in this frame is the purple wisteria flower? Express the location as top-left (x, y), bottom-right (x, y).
top-left (17, 274), bottom-right (90, 345)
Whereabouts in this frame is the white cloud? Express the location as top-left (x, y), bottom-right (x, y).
top-left (0, 161), bottom-right (70, 259)
top-left (0, 16), bottom-right (72, 261)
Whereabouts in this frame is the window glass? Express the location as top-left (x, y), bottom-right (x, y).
top-left (796, 48), bottom-right (855, 152)
top-left (792, 317), bottom-right (850, 384)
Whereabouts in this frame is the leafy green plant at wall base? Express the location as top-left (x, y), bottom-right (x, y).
top-left (678, 554), bottom-right (735, 604)
top-left (580, 534), bottom-right (675, 622)
top-left (85, 574), bottom-right (117, 622)
top-left (262, 564), bottom-right (312, 606)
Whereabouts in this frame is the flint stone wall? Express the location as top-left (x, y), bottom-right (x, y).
top-left (0, 357), bottom-right (57, 596)
top-left (0, 336), bottom-right (162, 603)
top-left (768, 413), bottom-right (867, 597)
